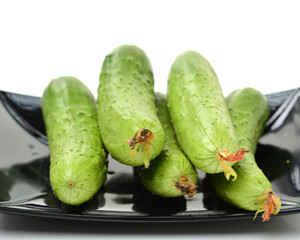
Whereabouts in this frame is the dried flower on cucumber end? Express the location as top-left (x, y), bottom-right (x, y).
top-left (127, 128), bottom-right (155, 168)
top-left (173, 174), bottom-right (198, 198)
top-left (217, 149), bottom-right (249, 181)
top-left (253, 189), bottom-right (281, 222)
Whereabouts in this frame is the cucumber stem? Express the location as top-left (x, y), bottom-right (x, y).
top-left (253, 189), bottom-right (281, 222)
top-left (217, 149), bottom-right (249, 181)
top-left (172, 174), bottom-right (198, 198)
top-left (127, 128), bottom-right (155, 168)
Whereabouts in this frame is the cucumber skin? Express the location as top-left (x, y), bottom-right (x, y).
top-left (139, 93), bottom-right (198, 197)
top-left (97, 45), bottom-right (165, 166)
top-left (226, 88), bottom-right (270, 153)
top-left (208, 88), bottom-right (271, 211)
top-left (167, 51), bottom-right (239, 173)
top-left (42, 77), bottom-right (107, 206)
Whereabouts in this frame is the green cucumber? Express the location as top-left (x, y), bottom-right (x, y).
top-left (97, 45), bottom-right (165, 168)
top-left (208, 88), bottom-right (281, 221)
top-left (139, 93), bottom-right (198, 198)
top-left (167, 51), bottom-right (247, 180)
top-left (226, 88), bottom-right (270, 153)
top-left (42, 76), bottom-right (107, 205)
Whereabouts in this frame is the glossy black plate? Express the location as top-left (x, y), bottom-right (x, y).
top-left (0, 88), bottom-right (300, 222)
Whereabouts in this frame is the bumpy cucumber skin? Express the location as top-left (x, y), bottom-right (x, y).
top-left (139, 93), bottom-right (198, 197)
top-left (226, 88), bottom-right (270, 153)
top-left (42, 77), bottom-right (107, 205)
top-left (97, 45), bottom-right (165, 166)
top-left (208, 88), bottom-right (271, 211)
top-left (167, 51), bottom-right (239, 173)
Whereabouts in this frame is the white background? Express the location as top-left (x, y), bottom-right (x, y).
top-left (1, 0), bottom-right (300, 98)
top-left (1, 0), bottom-right (300, 239)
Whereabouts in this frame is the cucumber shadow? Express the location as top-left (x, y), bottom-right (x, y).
top-left (132, 167), bottom-right (187, 216)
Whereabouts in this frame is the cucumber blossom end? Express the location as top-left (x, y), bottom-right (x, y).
top-left (253, 189), bottom-right (281, 222)
top-left (172, 174), bottom-right (198, 198)
top-left (127, 128), bottom-right (155, 168)
top-left (217, 149), bottom-right (249, 181)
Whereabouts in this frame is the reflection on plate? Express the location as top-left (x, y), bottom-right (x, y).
top-left (0, 88), bottom-right (300, 222)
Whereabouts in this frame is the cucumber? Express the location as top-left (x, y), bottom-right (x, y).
top-left (42, 76), bottom-right (107, 205)
top-left (97, 45), bottom-right (165, 168)
top-left (167, 51), bottom-right (247, 180)
top-left (208, 88), bottom-right (281, 221)
top-left (139, 93), bottom-right (198, 198)
top-left (226, 88), bottom-right (270, 153)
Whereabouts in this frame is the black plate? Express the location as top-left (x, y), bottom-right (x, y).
top-left (0, 88), bottom-right (300, 222)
